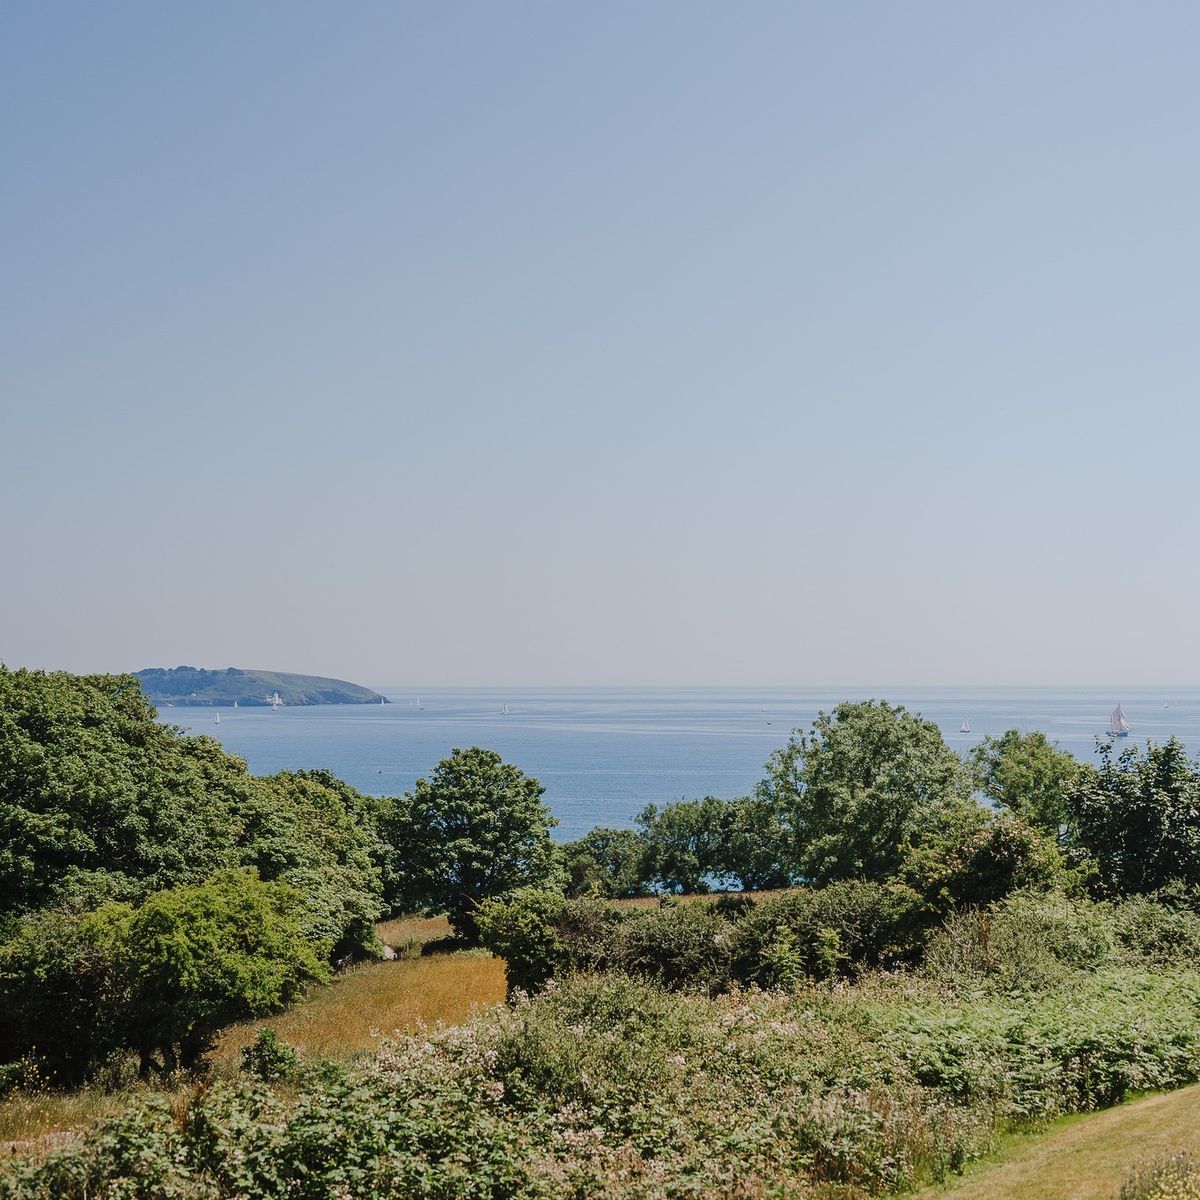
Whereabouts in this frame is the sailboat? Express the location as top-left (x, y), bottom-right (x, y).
top-left (215, 713), bottom-right (221, 725)
top-left (271, 692), bottom-right (283, 710)
top-left (380, 697), bottom-right (385, 706)
top-left (502, 704), bottom-right (510, 715)
top-left (959, 718), bottom-right (970, 734)
top-left (1110, 705), bottom-right (1131, 737)
top-left (234, 700), bottom-right (238, 708)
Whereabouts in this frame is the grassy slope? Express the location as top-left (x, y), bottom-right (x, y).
top-left (0, 917), bottom-right (501, 1151)
top-left (917, 1085), bottom-right (1200, 1200)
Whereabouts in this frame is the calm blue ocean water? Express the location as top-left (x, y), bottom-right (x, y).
top-left (158, 686), bottom-right (1200, 841)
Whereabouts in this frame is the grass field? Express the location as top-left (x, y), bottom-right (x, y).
top-left (917, 1086), bottom-right (1200, 1200)
top-left (212, 951), bottom-right (506, 1066)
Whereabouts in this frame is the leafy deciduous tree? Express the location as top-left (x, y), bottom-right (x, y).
top-left (760, 700), bottom-right (977, 884)
top-left (380, 747), bottom-right (561, 940)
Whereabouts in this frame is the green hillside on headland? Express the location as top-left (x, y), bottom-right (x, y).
top-left (135, 665), bottom-right (386, 706)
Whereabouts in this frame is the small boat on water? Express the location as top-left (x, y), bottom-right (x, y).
top-left (215, 713), bottom-right (221, 725)
top-left (271, 692), bottom-right (283, 710)
top-left (1110, 705), bottom-right (1131, 737)
top-left (502, 704), bottom-right (510, 715)
top-left (959, 718), bottom-right (970, 734)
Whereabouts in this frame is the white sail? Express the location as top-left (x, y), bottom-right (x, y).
top-left (215, 713), bottom-right (221, 725)
top-left (1111, 705), bottom-right (1131, 735)
top-left (959, 718), bottom-right (970, 733)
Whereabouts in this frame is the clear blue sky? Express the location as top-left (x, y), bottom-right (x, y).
top-left (3, 2), bottom-right (1199, 686)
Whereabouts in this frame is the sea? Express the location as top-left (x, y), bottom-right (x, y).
top-left (156, 686), bottom-right (1200, 841)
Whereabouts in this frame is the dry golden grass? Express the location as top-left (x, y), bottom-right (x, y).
top-left (375, 913), bottom-right (454, 946)
top-left (0, 1089), bottom-right (121, 1153)
top-left (211, 951), bottom-right (506, 1067)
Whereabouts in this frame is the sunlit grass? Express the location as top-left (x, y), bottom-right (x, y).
top-left (0, 1085), bottom-right (178, 1158)
top-left (212, 950), bottom-right (506, 1067)
top-left (375, 913), bottom-right (454, 946)
top-left (916, 1085), bottom-right (1200, 1200)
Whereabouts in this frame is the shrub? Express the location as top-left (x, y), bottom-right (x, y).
top-left (732, 880), bottom-right (926, 986)
top-left (240, 1029), bottom-right (300, 1082)
top-left (611, 901), bottom-right (734, 993)
top-left (122, 869), bottom-right (331, 1076)
top-left (922, 891), bottom-right (1117, 991)
top-left (7, 966), bottom-right (1200, 1198)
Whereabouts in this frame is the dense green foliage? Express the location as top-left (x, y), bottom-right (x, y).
top-left (764, 699), bottom-right (978, 883)
top-left (0, 668), bottom-right (384, 956)
top-left (377, 747), bottom-right (562, 940)
top-left (970, 728), bottom-right (1080, 838)
top-left (0, 871), bottom-right (328, 1082)
top-left (8, 897), bottom-right (1200, 1198)
top-left (1068, 738), bottom-right (1200, 895)
top-left (561, 827), bottom-right (650, 898)
top-left (134, 666), bottom-right (386, 706)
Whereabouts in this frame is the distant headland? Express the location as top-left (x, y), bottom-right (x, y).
top-left (136, 666), bottom-right (387, 707)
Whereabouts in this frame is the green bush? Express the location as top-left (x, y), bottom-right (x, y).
top-left (240, 1029), bottom-right (300, 1082)
top-left (923, 890), bottom-right (1118, 991)
top-left (611, 900), bottom-right (734, 993)
top-left (0, 871), bottom-right (329, 1082)
top-left (731, 880), bottom-right (927, 986)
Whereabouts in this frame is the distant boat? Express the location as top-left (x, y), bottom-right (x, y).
top-left (234, 700), bottom-right (238, 709)
top-left (271, 692), bottom-right (283, 710)
top-left (381, 696), bottom-right (385, 706)
top-left (1110, 705), bottom-right (1131, 737)
top-left (215, 713), bottom-right (221, 725)
top-left (959, 718), bottom-right (970, 734)
top-left (502, 704), bottom-right (510, 715)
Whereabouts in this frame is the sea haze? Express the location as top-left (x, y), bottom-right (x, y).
top-left (157, 686), bottom-right (1200, 841)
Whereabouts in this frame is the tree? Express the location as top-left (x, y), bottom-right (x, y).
top-left (970, 730), bottom-right (1079, 840)
top-left (637, 797), bottom-right (729, 893)
top-left (380, 747), bottom-right (561, 940)
top-left (760, 700), bottom-right (977, 884)
top-left (900, 813), bottom-right (1065, 914)
top-left (0, 668), bottom-right (385, 958)
top-left (722, 793), bottom-right (795, 891)
top-left (561, 827), bottom-right (650, 898)
top-left (1068, 738), bottom-right (1200, 896)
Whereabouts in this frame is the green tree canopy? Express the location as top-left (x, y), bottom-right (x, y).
top-left (760, 700), bottom-right (977, 884)
top-left (380, 747), bottom-right (561, 940)
top-left (0, 667), bottom-right (383, 955)
top-left (1068, 738), bottom-right (1200, 896)
top-left (636, 797), bottom-right (729, 893)
top-left (970, 729), bottom-right (1079, 839)
top-left (562, 827), bottom-right (650, 898)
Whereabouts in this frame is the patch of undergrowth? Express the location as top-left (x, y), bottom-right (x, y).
top-left (4, 950), bottom-right (1200, 1199)
top-left (1120, 1151), bottom-right (1200, 1200)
